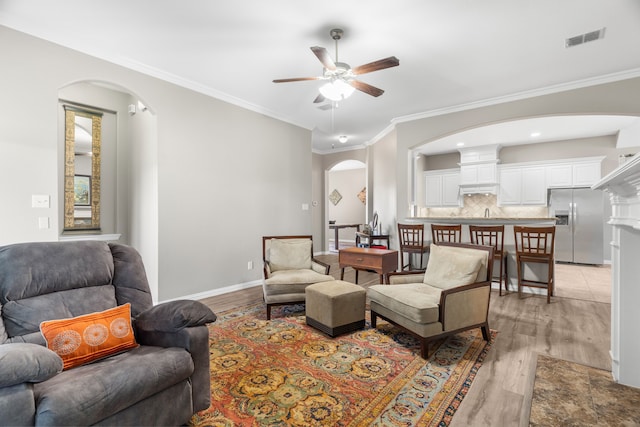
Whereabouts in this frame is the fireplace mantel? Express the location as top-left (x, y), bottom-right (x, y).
top-left (593, 152), bottom-right (640, 388)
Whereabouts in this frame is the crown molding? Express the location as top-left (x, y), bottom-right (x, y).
top-left (392, 68), bottom-right (640, 125)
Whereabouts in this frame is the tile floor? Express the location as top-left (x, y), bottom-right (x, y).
top-left (553, 263), bottom-right (611, 303)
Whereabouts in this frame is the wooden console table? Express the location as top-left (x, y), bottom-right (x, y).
top-left (329, 223), bottom-right (361, 250)
top-left (339, 247), bottom-right (398, 284)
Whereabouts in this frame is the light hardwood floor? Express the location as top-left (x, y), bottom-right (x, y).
top-left (200, 256), bottom-right (612, 427)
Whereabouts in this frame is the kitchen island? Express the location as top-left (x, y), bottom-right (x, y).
top-left (404, 216), bottom-right (557, 293)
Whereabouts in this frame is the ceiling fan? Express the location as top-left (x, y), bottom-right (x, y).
top-left (273, 28), bottom-right (399, 103)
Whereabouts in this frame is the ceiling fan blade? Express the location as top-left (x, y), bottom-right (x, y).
top-left (311, 46), bottom-right (336, 71)
top-left (272, 77), bottom-right (322, 83)
top-left (349, 80), bottom-right (385, 97)
top-left (313, 93), bottom-right (326, 104)
top-left (352, 56), bottom-right (399, 75)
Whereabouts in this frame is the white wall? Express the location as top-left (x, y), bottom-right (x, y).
top-left (327, 168), bottom-right (366, 226)
top-left (0, 26), bottom-right (312, 302)
top-left (371, 129), bottom-right (398, 247)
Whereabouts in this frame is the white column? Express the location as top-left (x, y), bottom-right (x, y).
top-left (593, 155), bottom-right (640, 388)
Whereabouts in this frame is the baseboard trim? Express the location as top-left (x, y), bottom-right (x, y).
top-left (159, 280), bottom-right (263, 304)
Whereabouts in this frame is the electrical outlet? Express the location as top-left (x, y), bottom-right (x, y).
top-left (247, 261), bottom-right (253, 270)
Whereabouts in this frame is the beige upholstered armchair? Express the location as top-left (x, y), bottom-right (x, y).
top-left (262, 235), bottom-right (334, 320)
top-left (368, 242), bottom-right (494, 358)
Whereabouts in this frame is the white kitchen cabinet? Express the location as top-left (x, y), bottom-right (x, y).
top-left (546, 159), bottom-right (603, 188)
top-left (497, 168), bottom-right (521, 205)
top-left (460, 163), bottom-right (497, 185)
top-left (521, 166), bottom-right (547, 204)
top-left (425, 174), bottom-right (443, 207)
top-left (573, 161), bottom-right (602, 186)
top-left (442, 173), bottom-right (461, 206)
top-left (424, 170), bottom-right (461, 207)
top-left (546, 163), bottom-right (573, 188)
top-left (498, 166), bottom-right (546, 205)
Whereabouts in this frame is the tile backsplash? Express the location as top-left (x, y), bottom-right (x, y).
top-left (418, 194), bottom-right (549, 218)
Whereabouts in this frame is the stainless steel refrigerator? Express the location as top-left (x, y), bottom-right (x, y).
top-left (548, 188), bottom-right (605, 264)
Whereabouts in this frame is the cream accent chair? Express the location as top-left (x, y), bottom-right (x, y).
top-left (368, 242), bottom-right (494, 358)
top-left (262, 235), bottom-right (334, 320)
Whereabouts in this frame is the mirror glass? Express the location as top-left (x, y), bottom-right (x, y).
top-left (64, 107), bottom-right (102, 230)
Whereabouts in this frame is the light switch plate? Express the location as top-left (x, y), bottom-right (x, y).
top-left (32, 195), bottom-right (50, 208)
top-left (38, 217), bottom-right (50, 229)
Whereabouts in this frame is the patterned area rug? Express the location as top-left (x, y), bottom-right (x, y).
top-left (190, 304), bottom-right (496, 427)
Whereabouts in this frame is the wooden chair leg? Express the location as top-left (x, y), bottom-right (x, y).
top-left (420, 338), bottom-right (430, 359)
top-left (503, 255), bottom-right (508, 293)
top-left (516, 257), bottom-right (523, 299)
top-left (481, 325), bottom-right (490, 341)
top-left (547, 261), bottom-right (553, 304)
top-left (498, 256), bottom-right (503, 297)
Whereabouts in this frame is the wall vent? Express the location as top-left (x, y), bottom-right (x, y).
top-left (566, 27), bottom-right (606, 48)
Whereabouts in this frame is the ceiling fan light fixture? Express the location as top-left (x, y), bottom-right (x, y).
top-left (319, 79), bottom-right (355, 101)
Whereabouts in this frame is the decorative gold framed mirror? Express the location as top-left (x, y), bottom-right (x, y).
top-left (63, 106), bottom-right (102, 231)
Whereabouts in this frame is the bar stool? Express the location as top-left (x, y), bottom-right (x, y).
top-left (397, 223), bottom-right (429, 270)
top-left (513, 225), bottom-right (556, 303)
top-left (469, 224), bottom-right (509, 296)
top-left (431, 224), bottom-right (462, 243)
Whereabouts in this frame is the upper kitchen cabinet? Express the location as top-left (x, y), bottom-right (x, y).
top-left (546, 157), bottom-right (604, 188)
top-left (458, 145), bottom-right (500, 195)
top-left (425, 169), bottom-right (461, 207)
top-left (498, 165), bottom-right (546, 206)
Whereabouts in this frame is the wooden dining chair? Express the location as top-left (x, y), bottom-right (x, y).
top-left (513, 226), bottom-right (556, 303)
top-left (397, 223), bottom-right (430, 270)
top-left (431, 224), bottom-right (462, 243)
top-left (469, 224), bottom-right (509, 296)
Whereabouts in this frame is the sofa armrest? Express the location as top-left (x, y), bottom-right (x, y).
top-left (0, 383), bottom-right (36, 426)
top-left (0, 343), bottom-right (63, 388)
top-left (134, 301), bottom-right (215, 412)
top-left (134, 300), bottom-right (217, 334)
top-left (387, 271), bottom-right (425, 285)
top-left (439, 281), bottom-right (491, 331)
top-left (135, 326), bottom-right (212, 412)
top-left (0, 343), bottom-right (62, 426)
top-left (311, 258), bottom-right (330, 275)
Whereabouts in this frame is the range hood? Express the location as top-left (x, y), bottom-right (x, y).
top-left (458, 145), bottom-right (501, 195)
top-left (459, 182), bottom-right (498, 195)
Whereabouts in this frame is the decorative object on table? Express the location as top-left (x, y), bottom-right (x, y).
top-left (357, 187), bottom-right (366, 204)
top-left (190, 302), bottom-right (495, 427)
top-left (328, 189), bottom-right (342, 206)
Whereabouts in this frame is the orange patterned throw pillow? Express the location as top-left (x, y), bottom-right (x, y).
top-left (40, 303), bottom-right (138, 370)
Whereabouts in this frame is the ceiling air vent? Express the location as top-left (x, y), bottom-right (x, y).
top-left (566, 27), bottom-right (606, 48)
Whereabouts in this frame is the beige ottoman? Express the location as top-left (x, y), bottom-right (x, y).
top-left (305, 280), bottom-right (366, 337)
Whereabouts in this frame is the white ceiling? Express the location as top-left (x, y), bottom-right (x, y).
top-left (2, 0), bottom-right (640, 153)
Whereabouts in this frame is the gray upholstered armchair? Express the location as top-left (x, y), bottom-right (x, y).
top-left (262, 235), bottom-right (334, 320)
top-left (0, 241), bottom-right (216, 426)
top-left (368, 242), bottom-right (493, 358)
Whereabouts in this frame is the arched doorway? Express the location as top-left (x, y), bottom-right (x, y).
top-left (58, 80), bottom-right (159, 302)
top-left (326, 160), bottom-right (367, 251)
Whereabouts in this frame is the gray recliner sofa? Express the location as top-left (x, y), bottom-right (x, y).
top-left (0, 241), bottom-right (216, 426)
